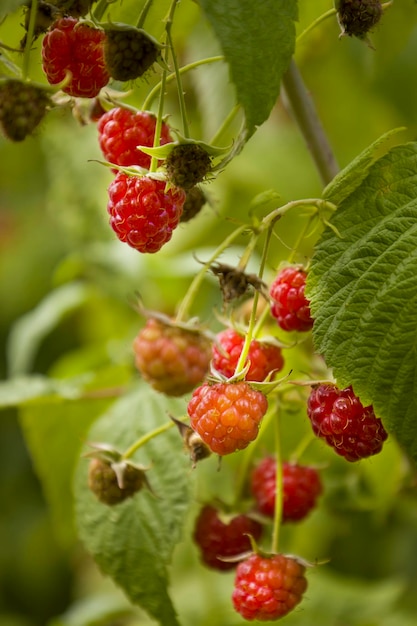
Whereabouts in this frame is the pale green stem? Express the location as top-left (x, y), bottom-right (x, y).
top-left (209, 104), bottom-right (241, 146)
top-left (296, 8), bottom-right (337, 45)
top-left (290, 431), bottom-right (316, 464)
top-left (165, 0), bottom-right (189, 137)
top-left (287, 213), bottom-right (316, 265)
top-left (22, 0), bottom-right (38, 79)
top-left (271, 403), bottom-right (283, 554)
top-left (142, 56), bottom-right (224, 111)
top-left (122, 420), bottom-right (176, 460)
top-left (282, 60), bottom-right (339, 186)
top-left (261, 198), bottom-right (328, 229)
top-left (175, 223), bottom-right (249, 322)
top-left (93, 0), bottom-right (109, 22)
top-left (149, 67), bottom-right (167, 173)
top-left (234, 227), bottom-right (273, 375)
top-left (137, 0), bottom-right (154, 29)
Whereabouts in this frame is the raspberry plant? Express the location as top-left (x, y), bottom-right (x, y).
top-left (1, 1), bottom-right (417, 625)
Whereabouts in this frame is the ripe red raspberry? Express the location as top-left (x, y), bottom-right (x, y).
top-left (107, 172), bottom-right (185, 253)
top-left (251, 457), bottom-right (323, 522)
top-left (269, 266), bottom-right (313, 332)
top-left (97, 106), bottom-right (172, 170)
top-left (88, 458), bottom-right (148, 506)
top-left (193, 505), bottom-right (263, 571)
top-left (187, 381), bottom-right (268, 456)
top-left (307, 383), bottom-right (388, 461)
top-left (232, 553), bottom-right (308, 621)
top-left (133, 317), bottom-right (212, 396)
top-left (41, 17), bottom-right (109, 98)
top-left (212, 328), bottom-right (284, 382)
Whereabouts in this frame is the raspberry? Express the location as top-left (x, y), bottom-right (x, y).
top-left (88, 457), bottom-right (148, 505)
top-left (165, 143), bottom-right (212, 190)
top-left (193, 505), bottom-right (263, 571)
top-left (337, 0), bottom-right (382, 38)
top-left (212, 328), bottom-right (284, 382)
top-left (0, 79), bottom-right (51, 142)
top-left (133, 317), bottom-right (212, 396)
top-left (251, 457), bottom-right (323, 522)
top-left (187, 381), bottom-right (268, 455)
top-left (232, 553), bottom-right (308, 621)
top-left (97, 106), bottom-right (172, 170)
top-left (180, 186), bottom-right (207, 223)
top-left (104, 25), bottom-right (160, 82)
top-left (107, 172), bottom-right (185, 253)
top-left (269, 266), bottom-right (313, 332)
top-left (307, 383), bottom-right (388, 461)
top-left (41, 17), bottom-right (109, 98)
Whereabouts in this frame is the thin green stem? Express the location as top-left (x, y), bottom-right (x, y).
top-left (290, 431), bottom-right (316, 464)
top-left (165, 0), bottom-right (189, 137)
top-left (22, 0), bottom-right (39, 79)
top-left (93, 0), bottom-right (110, 22)
top-left (234, 227), bottom-right (273, 375)
top-left (136, 0), bottom-right (154, 29)
top-left (271, 403), bottom-right (283, 554)
top-left (149, 67), bottom-right (167, 173)
top-left (175, 223), bottom-right (250, 322)
top-left (296, 8), bottom-right (337, 45)
top-left (261, 197), bottom-right (326, 229)
top-left (209, 104), bottom-right (241, 146)
top-left (287, 214), bottom-right (315, 265)
top-left (122, 419), bottom-right (176, 460)
top-left (142, 56), bottom-right (223, 111)
top-left (282, 59), bottom-right (339, 186)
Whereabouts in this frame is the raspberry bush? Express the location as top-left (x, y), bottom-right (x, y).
top-left (2, 1), bottom-right (417, 625)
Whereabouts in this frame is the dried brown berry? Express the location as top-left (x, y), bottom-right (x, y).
top-left (88, 457), bottom-right (149, 505)
top-left (337, 0), bottom-right (383, 39)
top-left (165, 143), bottom-right (212, 190)
top-left (104, 26), bottom-right (161, 82)
top-left (0, 79), bottom-right (50, 141)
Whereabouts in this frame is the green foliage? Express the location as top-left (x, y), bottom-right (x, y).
top-left (198, 0), bottom-right (297, 139)
top-left (74, 386), bottom-right (191, 626)
top-left (308, 141), bottom-right (417, 464)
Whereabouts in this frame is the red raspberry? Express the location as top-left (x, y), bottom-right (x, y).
top-left (107, 172), bottom-right (185, 253)
top-left (212, 328), bottom-right (284, 382)
top-left (41, 17), bottom-right (109, 98)
top-left (133, 317), bottom-right (212, 396)
top-left (187, 381), bottom-right (268, 456)
top-left (307, 383), bottom-right (388, 461)
top-left (251, 457), bottom-right (323, 522)
top-left (269, 266), bottom-right (313, 332)
top-left (232, 553), bottom-right (308, 621)
top-left (97, 107), bottom-right (172, 170)
top-left (193, 505), bottom-right (263, 571)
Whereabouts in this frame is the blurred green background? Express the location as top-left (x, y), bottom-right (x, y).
top-left (2, 1), bottom-right (417, 625)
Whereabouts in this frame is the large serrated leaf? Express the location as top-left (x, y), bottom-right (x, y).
top-left (199, 0), bottom-right (297, 137)
top-left (307, 142), bottom-right (417, 464)
top-left (74, 385), bottom-right (191, 626)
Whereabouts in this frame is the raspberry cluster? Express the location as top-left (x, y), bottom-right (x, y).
top-left (193, 505), bottom-right (263, 571)
top-left (307, 383), bottom-right (388, 461)
top-left (187, 381), bottom-right (268, 455)
top-left (212, 328), bottom-right (284, 382)
top-left (107, 173), bottom-right (185, 253)
top-left (251, 457), bottom-right (323, 522)
top-left (232, 553), bottom-right (308, 621)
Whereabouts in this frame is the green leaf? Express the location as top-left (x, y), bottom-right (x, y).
top-left (7, 282), bottom-right (90, 376)
top-left (0, 374), bottom-right (89, 407)
top-left (322, 127), bottom-right (406, 205)
top-left (74, 385), bottom-right (191, 626)
top-left (19, 395), bottom-right (113, 547)
top-left (198, 0), bottom-right (297, 137)
top-left (307, 141), bottom-right (417, 464)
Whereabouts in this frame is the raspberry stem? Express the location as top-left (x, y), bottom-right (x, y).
top-left (165, 0), bottom-right (189, 137)
top-left (209, 104), bottom-right (241, 147)
top-left (149, 66), bottom-right (167, 173)
top-left (121, 417), bottom-right (188, 460)
top-left (271, 403), bottom-right (283, 554)
top-left (136, 0), bottom-right (154, 29)
top-left (22, 0), bottom-right (38, 79)
top-left (175, 223), bottom-right (249, 322)
top-left (282, 60), bottom-right (339, 185)
top-left (296, 8), bottom-right (337, 45)
top-left (141, 56), bottom-right (224, 111)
